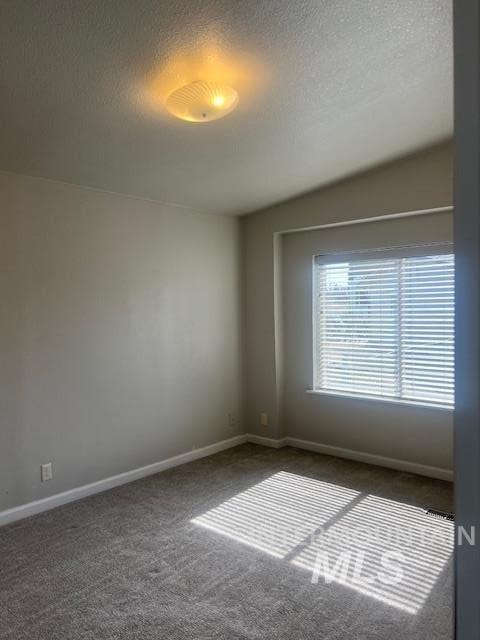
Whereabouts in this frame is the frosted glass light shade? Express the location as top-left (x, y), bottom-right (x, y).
top-left (166, 81), bottom-right (239, 122)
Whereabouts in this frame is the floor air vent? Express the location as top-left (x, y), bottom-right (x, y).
top-left (425, 508), bottom-right (454, 521)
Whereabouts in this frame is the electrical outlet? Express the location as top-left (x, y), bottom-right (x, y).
top-left (260, 412), bottom-right (268, 427)
top-left (228, 413), bottom-right (237, 428)
top-left (41, 462), bottom-right (53, 482)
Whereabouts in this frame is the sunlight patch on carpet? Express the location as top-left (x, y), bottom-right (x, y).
top-left (191, 471), bottom-right (453, 614)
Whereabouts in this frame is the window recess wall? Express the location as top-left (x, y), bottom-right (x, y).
top-left (281, 211), bottom-right (454, 470)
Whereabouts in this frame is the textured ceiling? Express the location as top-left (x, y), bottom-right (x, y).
top-left (0, 1), bottom-right (452, 215)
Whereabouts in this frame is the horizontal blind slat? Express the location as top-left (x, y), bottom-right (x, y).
top-left (314, 253), bottom-right (454, 405)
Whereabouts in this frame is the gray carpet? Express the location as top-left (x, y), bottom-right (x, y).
top-left (0, 444), bottom-right (453, 639)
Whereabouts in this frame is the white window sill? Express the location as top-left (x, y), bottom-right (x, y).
top-left (305, 388), bottom-right (454, 412)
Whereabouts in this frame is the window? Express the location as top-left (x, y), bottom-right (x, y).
top-left (313, 250), bottom-right (454, 407)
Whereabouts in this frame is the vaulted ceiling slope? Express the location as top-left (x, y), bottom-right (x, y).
top-left (0, 1), bottom-right (452, 215)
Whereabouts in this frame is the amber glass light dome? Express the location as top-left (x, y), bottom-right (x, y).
top-left (166, 81), bottom-right (239, 122)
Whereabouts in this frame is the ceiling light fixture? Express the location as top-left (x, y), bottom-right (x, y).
top-left (165, 81), bottom-right (239, 123)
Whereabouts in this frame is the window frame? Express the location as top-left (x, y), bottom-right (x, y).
top-left (311, 243), bottom-right (454, 410)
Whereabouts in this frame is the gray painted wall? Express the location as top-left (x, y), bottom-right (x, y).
top-left (243, 142), bottom-right (453, 465)
top-left (0, 142), bottom-right (454, 512)
top-left (0, 172), bottom-right (243, 511)
top-left (282, 212), bottom-right (453, 470)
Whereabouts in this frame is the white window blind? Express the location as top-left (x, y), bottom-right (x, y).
top-left (313, 251), bottom-right (454, 407)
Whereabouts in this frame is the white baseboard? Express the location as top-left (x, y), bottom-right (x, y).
top-left (1, 431), bottom-right (452, 527)
top-left (0, 434), bottom-right (247, 527)
top-left (284, 436), bottom-right (453, 482)
top-left (244, 433), bottom-right (452, 481)
top-left (245, 433), bottom-right (287, 448)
